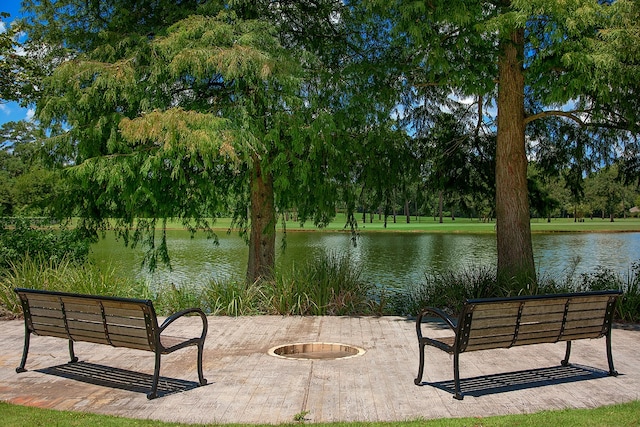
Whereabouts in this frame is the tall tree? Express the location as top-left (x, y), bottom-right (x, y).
top-left (26, 0), bottom-right (364, 282)
top-left (373, 0), bottom-right (640, 289)
top-left (1, 12), bottom-right (37, 104)
top-left (0, 120), bottom-right (62, 215)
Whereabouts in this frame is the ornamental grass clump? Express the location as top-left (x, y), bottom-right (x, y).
top-left (406, 261), bottom-right (640, 322)
top-left (0, 256), bottom-right (150, 316)
top-left (405, 266), bottom-right (499, 316)
top-left (200, 279), bottom-right (265, 316)
top-left (266, 252), bottom-right (374, 315)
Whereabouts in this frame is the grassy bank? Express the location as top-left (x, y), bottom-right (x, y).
top-left (161, 215), bottom-right (640, 234)
top-left (1, 400), bottom-right (639, 426)
top-left (2, 254), bottom-right (640, 322)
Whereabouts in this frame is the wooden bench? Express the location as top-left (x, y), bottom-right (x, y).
top-left (14, 288), bottom-right (208, 399)
top-left (414, 290), bottom-right (622, 400)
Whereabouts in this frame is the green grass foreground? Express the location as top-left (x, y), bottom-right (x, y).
top-left (1, 400), bottom-right (639, 426)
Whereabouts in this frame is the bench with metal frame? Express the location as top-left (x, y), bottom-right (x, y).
top-left (14, 287), bottom-right (208, 399)
top-left (414, 290), bottom-right (622, 400)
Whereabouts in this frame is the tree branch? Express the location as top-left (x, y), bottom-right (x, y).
top-left (525, 109), bottom-right (636, 132)
top-left (524, 110), bottom-right (585, 126)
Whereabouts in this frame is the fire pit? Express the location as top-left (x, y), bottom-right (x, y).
top-left (268, 342), bottom-right (365, 360)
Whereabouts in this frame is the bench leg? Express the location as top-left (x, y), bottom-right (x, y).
top-left (16, 327), bottom-right (31, 373)
top-left (561, 341), bottom-right (572, 367)
top-left (606, 330), bottom-right (618, 376)
top-left (453, 352), bottom-right (463, 400)
top-left (414, 342), bottom-right (425, 385)
top-left (68, 340), bottom-right (78, 363)
top-left (148, 351), bottom-right (161, 400)
top-left (197, 342), bottom-right (207, 386)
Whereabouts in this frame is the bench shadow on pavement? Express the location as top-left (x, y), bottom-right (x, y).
top-left (37, 361), bottom-right (203, 398)
top-left (423, 364), bottom-right (615, 398)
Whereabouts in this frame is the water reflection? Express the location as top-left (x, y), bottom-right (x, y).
top-left (90, 231), bottom-right (640, 288)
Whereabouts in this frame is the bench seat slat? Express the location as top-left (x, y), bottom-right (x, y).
top-left (464, 340), bottom-right (518, 351)
top-left (108, 340), bottom-right (153, 351)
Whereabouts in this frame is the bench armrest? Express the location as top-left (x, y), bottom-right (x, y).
top-left (415, 307), bottom-right (457, 341)
top-left (159, 308), bottom-right (208, 341)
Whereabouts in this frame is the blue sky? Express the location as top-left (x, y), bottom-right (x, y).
top-left (1, 0), bottom-right (33, 127)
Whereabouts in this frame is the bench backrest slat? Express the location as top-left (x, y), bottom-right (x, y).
top-left (458, 291), bottom-right (620, 353)
top-left (27, 324), bottom-right (70, 340)
top-left (15, 288), bottom-right (158, 352)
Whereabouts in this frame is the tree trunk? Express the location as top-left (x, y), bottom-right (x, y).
top-left (495, 28), bottom-right (536, 288)
top-left (438, 190), bottom-right (444, 223)
top-left (405, 198), bottom-right (411, 224)
top-left (246, 158), bottom-right (276, 283)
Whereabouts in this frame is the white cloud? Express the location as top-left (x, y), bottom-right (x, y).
top-left (26, 108), bottom-right (35, 121)
top-left (0, 104), bottom-right (10, 114)
top-left (0, 21), bottom-right (6, 33)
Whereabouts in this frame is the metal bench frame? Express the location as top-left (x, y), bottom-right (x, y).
top-left (414, 290), bottom-right (622, 400)
top-left (14, 288), bottom-right (208, 399)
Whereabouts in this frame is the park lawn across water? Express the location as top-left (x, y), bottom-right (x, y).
top-left (162, 215), bottom-right (640, 234)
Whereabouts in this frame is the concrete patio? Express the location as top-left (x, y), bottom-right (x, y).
top-left (0, 315), bottom-right (638, 424)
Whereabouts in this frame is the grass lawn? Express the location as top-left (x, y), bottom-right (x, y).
top-left (1, 400), bottom-right (639, 426)
top-left (168, 215), bottom-right (640, 234)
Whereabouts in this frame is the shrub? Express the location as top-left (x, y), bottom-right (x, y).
top-left (0, 217), bottom-right (91, 270)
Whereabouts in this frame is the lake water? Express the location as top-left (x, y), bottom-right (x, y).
top-left (89, 230), bottom-right (640, 288)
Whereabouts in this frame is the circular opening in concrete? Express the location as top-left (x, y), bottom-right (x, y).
top-left (268, 342), bottom-right (366, 360)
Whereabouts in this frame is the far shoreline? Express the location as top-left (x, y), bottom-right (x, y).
top-left (165, 215), bottom-right (640, 234)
